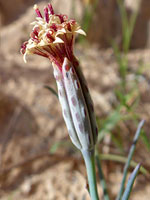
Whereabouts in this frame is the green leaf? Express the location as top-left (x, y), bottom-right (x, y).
top-left (122, 164), bottom-right (141, 200)
top-left (140, 129), bottom-right (150, 150)
top-left (116, 120), bottom-right (145, 200)
top-left (49, 140), bottom-right (73, 154)
top-left (98, 108), bottom-right (122, 142)
top-left (44, 85), bottom-right (58, 98)
top-left (49, 142), bottom-right (61, 154)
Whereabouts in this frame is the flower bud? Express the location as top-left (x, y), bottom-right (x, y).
top-left (53, 62), bottom-right (82, 149)
top-left (53, 58), bottom-right (98, 150)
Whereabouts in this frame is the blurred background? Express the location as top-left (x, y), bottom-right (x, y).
top-left (0, 0), bottom-right (150, 199)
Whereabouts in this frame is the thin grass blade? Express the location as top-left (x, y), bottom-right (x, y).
top-left (44, 85), bottom-right (58, 98)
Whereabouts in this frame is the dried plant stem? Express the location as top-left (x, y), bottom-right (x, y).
top-left (81, 149), bottom-right (99, 200)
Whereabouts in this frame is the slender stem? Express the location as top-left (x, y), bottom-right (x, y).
top-left (81, 149), bottom-right (99, 200)
top-left (96, 153), bottom-right (110, 200)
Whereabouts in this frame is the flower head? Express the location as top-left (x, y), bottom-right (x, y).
top-left (20, 3), bottom-right (98, 151)
top-left (20, 3), bottom-right (86, 69)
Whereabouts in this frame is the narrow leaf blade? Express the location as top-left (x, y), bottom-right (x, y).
top-left (116, 120), bottom-right (145, 200)
top-left (122, 164), bottom-right (141, 200)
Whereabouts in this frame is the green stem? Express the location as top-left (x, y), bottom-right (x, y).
top-left (95, 153), bottom-right (110, 200)
top-left (99, 153), bottom-right (148, 175)
top-left (81, 149), bottom-right (99, 200)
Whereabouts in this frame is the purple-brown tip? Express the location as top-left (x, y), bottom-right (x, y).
top-left (48, 3), bottom-right (54, 15)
